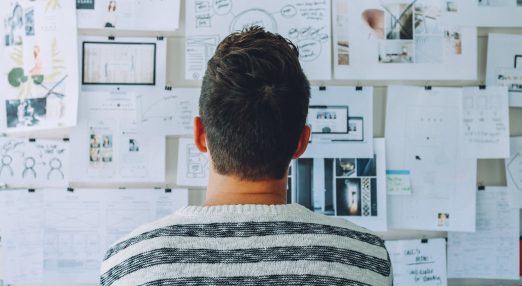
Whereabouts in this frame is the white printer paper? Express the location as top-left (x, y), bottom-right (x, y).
top-left (176, 138), bottom-right (209, 187)
top-left (506, 137), bottom-right (522, 208)
top-left (448, 187), bottom-right (520, 280)
top-left (185, 0), bottom-right (332, 80)
top-left (386, 86), bottom-right (477, 232)
top-left (386, 239), bottom-right (447, 286)
top-left (71, 92), bottom-right (166, 183)
top-left (302, 86), bottom-right (373, 158)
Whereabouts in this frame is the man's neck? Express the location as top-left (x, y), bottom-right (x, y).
top-left (204, 171), bottom-right (288, 206)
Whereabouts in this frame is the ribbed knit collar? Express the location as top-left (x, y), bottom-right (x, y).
top-left (176, 204), bottom-right (312, 217)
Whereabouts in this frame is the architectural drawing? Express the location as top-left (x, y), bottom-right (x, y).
top-left (333, 0), bottom-right (477, 80)
top-left (0, 137), bottom-right (69, 188)
top-left (177, 138), bottom-right (209, 187)
top-left (0, 0), bottom-right (79, 132)
top-left (77, 0), bottom-right (180, 32)
top-left (137, 88), bottom-right (199, 136)
top-left (185, 0), bottom-right (332, 80)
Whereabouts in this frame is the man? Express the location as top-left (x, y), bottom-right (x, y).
top-left (100, 27), bottom-right (392, 286)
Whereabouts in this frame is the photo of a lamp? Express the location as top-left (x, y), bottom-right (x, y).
top-left (362, 9), bottom-right (384, 40)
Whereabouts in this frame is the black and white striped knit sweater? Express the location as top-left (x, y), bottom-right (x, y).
top-left (100, 204), bottom-right (393, 286)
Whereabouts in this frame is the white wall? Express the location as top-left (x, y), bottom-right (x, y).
top-left (10, 1), bottom-right (522, 285)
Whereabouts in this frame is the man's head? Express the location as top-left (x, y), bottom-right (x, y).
top-left (195, 26), bottom-right (311, 181)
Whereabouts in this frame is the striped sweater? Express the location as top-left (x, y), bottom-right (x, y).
top-left (100, 204), bottom-right (393, 286)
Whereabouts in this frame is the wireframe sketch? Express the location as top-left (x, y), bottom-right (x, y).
top-left (1, 0), bottom-right (79, 131)
top-left (0, 137), bottom-right (69, 187)
top-left (82, 41), bottom-right (156, 85)
top-left (177, 138), bottom-right (209, 187)
top-left (186, 0), bottom-right (332, 80)
top-left (186, 144), bottom-right (208, 179)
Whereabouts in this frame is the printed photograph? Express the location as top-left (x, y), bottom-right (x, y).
top-left (128, 139), bottom-right (140, 152)
top-left (4, 3), bottom-right (24, 46)
top-left (337, 41), bottom-right (350, 65)
top-left (444, 28), bottom-right (462, 55)
top-left (362, 9), bottom-right (385, 40)
top-left (5, 98), bottom-right (47, 128)
top-left (76, 0), bottom-right (96, 9)
top-left (347, 117), bottom-right (364, 141)
top-left (89, 133), bottom-right (113, 163)
top-left (414, 4), bottom-right (441, 35)
top-left (378, 41), bottom-right (414, 63)
top-left (336, 178), bottom-right (361, 216)
top-left (437, 212), bottom-right (450, 227)
top-left (383, 3), bottom-right (413, 40)
top-left (356, 156), bottom-right (377, 177)
top-left (336, 158), bottom-right (356, 177)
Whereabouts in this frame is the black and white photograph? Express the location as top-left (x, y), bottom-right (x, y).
top-left (384, 3), bottom-right (413, 40)
top-left (5, 98), bottom-right (47, 128)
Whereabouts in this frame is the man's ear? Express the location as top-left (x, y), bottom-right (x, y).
top-left (292, 125), bottom-right (310, 159)
top-left (193, 116), bottom-right (208, 153)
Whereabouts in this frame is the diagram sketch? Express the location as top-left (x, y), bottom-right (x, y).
top-left (71, 92), bottom-right (166, 183)
top-left (185, 0), bottom-right (332, 80)
top-left (0, 137), bottom-right (69, 187)
top-left (77, 0), bottom-right (180, 32)
top-left (177, 138), bottom-right (209, 187)
top-left (0, 0), bottom-right (80, 132)
top-left (137, 88), bottom-right (199, 136)
top-left (333, 0), bottom-right (477, 80)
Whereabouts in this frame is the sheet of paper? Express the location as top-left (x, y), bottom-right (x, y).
top-left (0, 188), bottom-right (189, 284)
top-left (0, 137), bottom-right (69, 188)
top-left (444, 0), bottom-right (522, 27)
top-left (0, 190), bottom-right (44, 284)
top-left (386, 239), bottom-right (447, 286)
top-left (176, 138), bottom-right (209, 187)
top-left (486, 34), bottom-right (522, 107)
top-left (71, 92), bottom-right (166, 183)
top-left (386, 86), bottom-right (477, 232)
top-left (137, 88), bottom-right (199, 136)
top-left (185, 0), bottom-right (332, 80)
top-left (291, 139), bottom-right (387, 232)
top-left (448, 187), bottom-right (520, 280)
top-left (333, 0), bottom-right (477, 80)
top-left (386, 170), bottom-right (412, 195)
top-left (460, 86), bottom-right (510, 159)
top-left (302, 86), bottom-right (373, 158)
top-left (79, 36), bottom-right (167, 89)
top-left (77, 0), bottom-right (180, 32)
top-left (0, 0), bottom-right (79, 132)
top-left (506, 137), bottom-right (522, 208)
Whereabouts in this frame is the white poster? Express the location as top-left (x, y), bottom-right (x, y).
top-left (0, 137), bottom-right (69, 188)
top-left (486, 33), bottom-right (522, 107)
top-left (176, 138), bottom-right (209, 187)
top-left (0, 188), bottom-right (189, 284)
top-left (185, 0), bottom-right (332, 80)
top-left (79, 36), bottom-right (167, 89)
top-left (506, 137), bottom-right (522, 208)
top-left (71, 92), bottom-right (166, 183)
top-left (386, 239), bottom-right (447, 286)
top-left (0, 0), bottom-right (79, 132)
top-left (137, 88), bottom-right (200, 136)
top-left (303, 86), bottom-right (373, 158)
top-left (448, 187), bottom-right (520, 280)
top-left (77, 0), bottom-right (180, 32)
top-left (460, 86), bottom-right (510, 159)
top-left (444, 0), bottom-right (522, 27)
top-left (333, 0), bottom-right (477, 80)
top-left (386, 86), bottom-right (477, 232)
top-left (291, 139), bottom-right (387, 232)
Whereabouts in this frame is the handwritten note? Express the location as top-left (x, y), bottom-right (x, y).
top-left (385, 239), bottom-right (447, 286)
top-left (461, 86), bottom-right (510, 158)
top-left (448, 187), bottom-right (519, 280)
top-left (386, 170), bottom-right (412, 195)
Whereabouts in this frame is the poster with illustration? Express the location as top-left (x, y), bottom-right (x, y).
top-left (0, 0), bottom-right (79, 132)
top-left (333, 0), bottom-right (477, 80)
top-left (77, 0), bottom-right (180, 32)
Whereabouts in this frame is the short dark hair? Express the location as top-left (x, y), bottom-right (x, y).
top-left (200, 26), bottom-right (310, 181)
